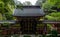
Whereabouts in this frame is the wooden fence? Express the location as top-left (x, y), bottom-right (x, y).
top-left (0, 20), bottom-right (60, 36)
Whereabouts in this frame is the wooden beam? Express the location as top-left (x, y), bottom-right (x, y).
top-left (43, 20), bottom-right (60, 24)
top-left (0, 20), bottom-right (16, 24)
top-left (36, 20), bottom-right (60, 24)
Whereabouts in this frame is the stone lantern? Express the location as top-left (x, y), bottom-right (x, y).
top-left (13, 6), bottom-right (45, 34)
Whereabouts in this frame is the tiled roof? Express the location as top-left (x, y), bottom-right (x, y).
top-left (13, 6), bottom-right (45, 16)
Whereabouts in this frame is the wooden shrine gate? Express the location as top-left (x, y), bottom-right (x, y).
top-left (0, 5), bottom-right (60, 37)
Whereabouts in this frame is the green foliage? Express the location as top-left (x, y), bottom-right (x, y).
top-left (42, 0), bottom-right (60, 34)
top-left (42, 0), bottom-right (60, 13)
top-left (16, 5), bottom-right (23, 10)
top-left (24, 36), bottom-right (31, 37)
top-left (0, 0), bottom-right (15, 20)
top-left (2, 23), bottom-right (10, 26)
top-left (45, 12), bottom-right (60, 20)
top-left (48, 30), bottom-right (58, 37)
top-left (23, 1), bottom-right (32, 6)
top-left (5, 13), bottom-right (14, 20)
top-left (43, 0), bottom-right (60, 20)
top-left (50, 12), bottom-right (60, 17)
top-left (47, 24), bottom-right (52, 29)
top-left (45, 15), bottom-right (55, 20)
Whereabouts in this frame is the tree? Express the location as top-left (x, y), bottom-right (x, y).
top-left (35, 0), bottom-right (46, 7)
top-left (42, 0), bottom-right (60, 20)
top-left (23, 1), bottom-right (32, 6)
top-left (42, 0), bottom-right (60, 13)
top-left (16, 1), bottom-right (23, 10)
top-left (42, 0), bottom-right (60, 34)
top-left (0, 0), bottom-right (15, 20)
